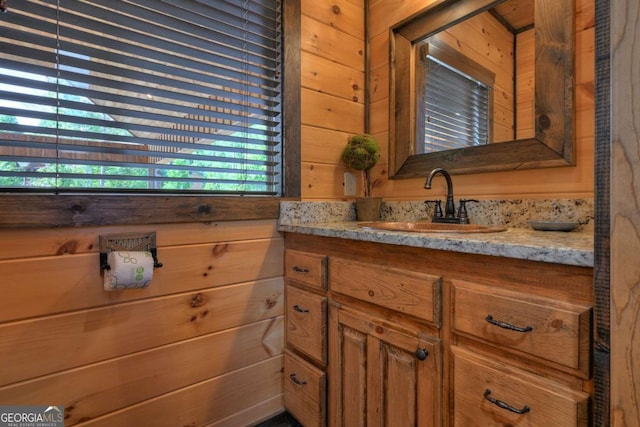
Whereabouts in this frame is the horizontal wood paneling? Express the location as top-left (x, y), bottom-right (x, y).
top-left (205, 395), bottom-right (284, 427)
top-left (301, 15), bottom-right (364, 71)
top-left (300, 0), bottom-right (595, 200)
top-left (0, 317), bottom-right (283, 424)
top-left (302, 89), bottom-right (364, 134)
top-left (82, 356), bottom-right (284, 426)
top-left (0, 238), bottom-right (284, 322)
top-left (0, 219), bottom-right (279, 260)
top-left (301, 162), bottom-right (349, 199)
top-left (516, 29), bottom-right (535, 140)
top-left (0, 278), bottom-right (283, 385)
top-left (301, 0), bottom-right (364, 39)
top-left (299, 0), bottom-right (367, 198)
top-left (302, 51), bottom-right (365, 102)
top-left (0, 220), bottom-right (285, 426)
top-left (301, 126), bottom-right (352, 164)
top-left (362, 0), bottom-right (595, 200)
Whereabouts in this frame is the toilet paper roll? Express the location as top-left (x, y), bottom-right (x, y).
top-left (103, 251), bottom-right (154, 291)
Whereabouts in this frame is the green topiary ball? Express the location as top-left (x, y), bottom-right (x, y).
top-left (342, 134), bottom-right (380, 171)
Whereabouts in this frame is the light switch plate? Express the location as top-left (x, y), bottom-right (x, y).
top-left (344, 172), bottom-right (357, 196)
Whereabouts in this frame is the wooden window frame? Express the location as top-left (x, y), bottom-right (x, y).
top-left (0, 0), bottom-right (301, 228)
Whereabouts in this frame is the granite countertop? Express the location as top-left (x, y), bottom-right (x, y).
top-left (278, 201), bottom-right (594, 267)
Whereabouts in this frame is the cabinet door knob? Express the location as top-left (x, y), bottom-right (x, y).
top-left (483, 389), bottom-right (530, 414)
top-left (485, 315), bottom-right (533, 333)
top-left (289, 373), bottom-right (307, 385)
top-left (415, 348), bottom-right (429, 361)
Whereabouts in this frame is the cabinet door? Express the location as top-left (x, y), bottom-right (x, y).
top-left (328, 306), bottom-right (441, 427)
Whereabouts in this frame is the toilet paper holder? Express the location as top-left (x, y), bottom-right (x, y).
top-left (99, 231), bottom-right (163, 272)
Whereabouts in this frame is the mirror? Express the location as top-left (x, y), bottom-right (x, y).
top-left (389, 0), bottom-right (575, 178)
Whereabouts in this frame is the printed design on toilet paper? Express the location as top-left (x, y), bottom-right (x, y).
top-left (104, 251), bottom-right (154, 290)
top-left (118, 252), bottom-right (146, 282)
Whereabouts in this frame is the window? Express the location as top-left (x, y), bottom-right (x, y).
top-left (0, 0), bottom-right (283, 195)
top-left (423, 56), bottom-right (491, 152)
top-left (417, 40), bottom-right (494, 154)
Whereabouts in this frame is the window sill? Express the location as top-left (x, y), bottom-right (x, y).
top-left (0, 194), bottom-right (282, 228)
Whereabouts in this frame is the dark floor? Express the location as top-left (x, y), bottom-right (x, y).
top-left (254, 411), bottom-right (302, 427)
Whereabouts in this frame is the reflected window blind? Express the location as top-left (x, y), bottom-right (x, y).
top-left (423, 56), bottom-right (489, 153)
top-left (0, 0), bottom-right (282, 195)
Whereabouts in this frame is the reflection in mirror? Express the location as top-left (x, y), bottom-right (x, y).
top-left (417, 0), bottom-right (534, 153)
top-left (389, 0), bottom-right (575, 178)
top-left (418, 38), bottom-right (496, 153)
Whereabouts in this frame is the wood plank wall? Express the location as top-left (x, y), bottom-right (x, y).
top-left (433, 13), bottom-right (521, 143)
top-left (300, 0), bottom-right (366, 199)
top-left (299, 0), bottom-right (595, 201)
top-left (0, 220), bottom-right (285, 426)
top-left (610, 0), bottom-right (640, 424)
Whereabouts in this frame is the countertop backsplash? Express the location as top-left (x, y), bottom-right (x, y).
top-left (279, 199), bottom-right (594, 231)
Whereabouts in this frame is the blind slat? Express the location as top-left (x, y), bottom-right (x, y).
top-left (0, 0), bottom-right (283, 195)
top-left (424, 57), bottom-right (490, 149)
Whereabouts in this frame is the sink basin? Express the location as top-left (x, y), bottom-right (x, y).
top-left (357, 221), bottom-right (506, 233)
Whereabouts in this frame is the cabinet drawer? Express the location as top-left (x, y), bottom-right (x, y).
top-left (452, 280), bottom-right (591, 374)
top-left (452, 346), bottom-right (589, 426)
top-left (287, 285), bottom-right (327, 364)
top-left (330, 256), bottom-right (441, 325)
top-left (285, 249), bottom-right (327, 290)
top-left (284, 350), bottom-right (326, 427)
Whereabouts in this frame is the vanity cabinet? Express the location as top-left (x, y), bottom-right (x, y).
top-left (284, 249), bottom-right (328, 427)
top-left (283, 233), bottom-right (593, 427)
top-left (449, 279), bottom-right (591, 426)
top-left (452, 346), bottom-right (590, 426)
top-left (328, 257), bottom-right (443, 426)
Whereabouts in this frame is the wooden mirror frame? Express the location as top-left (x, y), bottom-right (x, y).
top-left (388, 0), bottom-right (575, 178)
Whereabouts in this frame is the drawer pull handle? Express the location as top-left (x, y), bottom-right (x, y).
top-left (484, 389), bottom-right (530, 414)
top-left (485, 315), bottom-right (533, 333)
top-left (290, 373), bottom-right (307, 385)
top-left (415, 348), bottom-right (429, 361)
top-left (292, 266), bottom-right (309, 273)
top-left (293, 304), bottom-right (309, 313)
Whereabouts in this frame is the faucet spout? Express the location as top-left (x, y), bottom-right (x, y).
top-left (425, 168), bottom-right (456, 219)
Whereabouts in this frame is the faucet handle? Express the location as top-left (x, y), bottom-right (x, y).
top-left (425, 199), bottom-right (443, 218)
top-left (458, 199), bottom-right (479, 224)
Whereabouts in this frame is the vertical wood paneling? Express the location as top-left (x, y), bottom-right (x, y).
top-left (611, 0), bottom-right (640, 424)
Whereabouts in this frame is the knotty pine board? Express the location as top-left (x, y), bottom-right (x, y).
top-left (0, 317), bottom-right (283, 425)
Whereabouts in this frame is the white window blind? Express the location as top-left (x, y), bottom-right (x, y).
top-left (0, 0), bottom-right (283, 195)
top-left (423, 56), bottom-right (490, 153)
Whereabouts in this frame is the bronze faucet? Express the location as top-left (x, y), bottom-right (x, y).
top-left (424, 168), bottom-right (477, 224)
